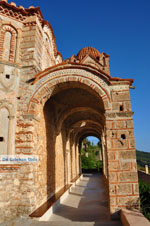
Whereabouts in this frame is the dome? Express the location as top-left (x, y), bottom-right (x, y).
top-left (77, 47), bottom-right (101, 61)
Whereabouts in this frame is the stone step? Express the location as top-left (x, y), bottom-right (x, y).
top-left (0, 218), bottom-right (122, 226)
top-left (45, 221), bottom-right (122, 226)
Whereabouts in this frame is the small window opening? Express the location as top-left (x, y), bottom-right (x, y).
top-left (96, 56), bottom-right (100, 61)
top-left (121, 134), bottom-right (126, 140)
top-left (17, 97), bottom-right (21, 100)
top-left (6, 74), bottom-right (10, 79)
top-left (0, 137), bottom-right (4, 142)
top-left (120, 105), bottom-right (124, 111)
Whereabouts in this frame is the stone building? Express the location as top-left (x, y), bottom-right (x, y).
top-left (0, 0), bottom-right (139, 223)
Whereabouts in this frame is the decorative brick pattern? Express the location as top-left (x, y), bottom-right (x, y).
top-left (0, 25), bottom-right (17, 62)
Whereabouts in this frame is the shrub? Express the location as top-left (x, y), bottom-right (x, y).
top-left (139, 180), bottom-right (150, 220)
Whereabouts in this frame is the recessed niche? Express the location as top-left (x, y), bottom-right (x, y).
top-left (5, 74), bottom-right (10, 79)
top-left (120, 105), bottom-right (124, 111)
top-left (121, 134), bottom-right (126, 140)
top-left (0, 137), bottom-right (4, 142)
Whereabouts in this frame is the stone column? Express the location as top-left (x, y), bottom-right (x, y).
top-left (7, 115), bottom-right (15, 154)
top-left (105, 112), bottom-right (140, 214)
top-left (101, 132), bottom-right (108, 179)
top-left (66, 148), bottom-right (70, 184)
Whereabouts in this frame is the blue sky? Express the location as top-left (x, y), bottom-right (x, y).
top-left (13, 0), bottom-right (150, 152)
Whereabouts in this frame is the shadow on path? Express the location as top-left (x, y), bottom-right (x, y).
top-left (48, 173), bottom-right (122, 225)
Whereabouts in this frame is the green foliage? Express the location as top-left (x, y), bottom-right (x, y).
top-left (81, 138), bottom-right (102, 170)
top-left (136, 150), bottom-right (150, 171)
top-left (139, 180), bottom-right (150, 220)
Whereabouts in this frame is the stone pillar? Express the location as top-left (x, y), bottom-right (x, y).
top-left (105, 113), bottom-right (140, 214)
top-left (145, 165), bottom-right (149, 174)
top-left (7, 115), bottom-right (15, 154)
top-left (79, 152), bottom-right (82, 175)
top-left (66, 148), bottom-right (70, 184)
top-left (101, 132), bottom-right (108, 179)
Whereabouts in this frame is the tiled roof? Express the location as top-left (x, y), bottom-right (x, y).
top-left (77, 47), bottom-right (101, 61)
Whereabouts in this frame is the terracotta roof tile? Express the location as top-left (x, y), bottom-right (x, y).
top-left (77, 47), bottom-right (101, 61)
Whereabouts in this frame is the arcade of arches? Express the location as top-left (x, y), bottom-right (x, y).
top-left (0, 0), bottom-right (139, 223)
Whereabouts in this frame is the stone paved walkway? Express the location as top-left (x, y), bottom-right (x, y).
top-left (48, 173), bottom-right (122, 225)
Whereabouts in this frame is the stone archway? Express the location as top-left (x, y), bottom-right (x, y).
top-left (36, 80), bottom-right (106, 205)
top-left (16, 63), bottom-right (139, 217)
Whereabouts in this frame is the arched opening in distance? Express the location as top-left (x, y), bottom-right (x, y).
top-left (79, 136), bottom-right (103, 173)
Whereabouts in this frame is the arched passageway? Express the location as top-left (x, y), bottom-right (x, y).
top-left (24, 61), bottom-right (139, 218)
top-left (42, 81), bottom-right (107, 196)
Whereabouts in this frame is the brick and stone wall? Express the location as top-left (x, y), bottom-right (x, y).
top-left (0, 0), bottom-right (140, 223)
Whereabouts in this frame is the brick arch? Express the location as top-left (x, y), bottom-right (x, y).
top-left (56, 107), bottom-right (104, 134)
top-left (0, 100), bottom-right (15, 154)
top-left (79, 133), bottom-right (100, 144)
top-left (67, 120), bottom-right (103, 141)
top-left (27, 70), bottom-right (111, 113)
top-left (43, 27), bottom-right (55, 57)
top-left (0, 24), bottom-right (17, 62)
top-left (42, 22), bottom-right (58, 57)
top-left (75, 128), bottom-right (101, 143)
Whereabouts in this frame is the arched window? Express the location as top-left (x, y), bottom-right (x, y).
top-left (2, 31), bottom-right (12, 61)
top-left (0, 108), bottom-right (9, 155)
top-left (0, 25), bottom-right (17, 62)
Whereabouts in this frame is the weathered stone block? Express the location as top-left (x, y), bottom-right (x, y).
top-left (109, 184), bottom-right (116, 195)
top-left (129, 139), bottom-right (135, 148)
top-left (112, 102), bottom-right (120, 111)
top-left (119, 150), bottom-right (136, 159)
top-left (108, 161), bottom-right (119, 171)
top-left (119, 172), bottom-right (138, 182)
top-left (117, 196), bottom-right (139, 207)
top-left (107, 152), bottom-right (114, 161)
top-left (134, 183), bottom-right (139, 194)
top-left (109, 172), bottom-right (118, 183)
top-left (115, 121), bottom-right (125, 129)
top-left (112, 91), bottom-right (130, 102)
top-left (124, 101), bottom-right (131, 111)
top-left (106, 121), bottom-right (113, 129)
top-left (120, 162), bottom-right (130, 170)
top-left (116, 183), bottom-right (132, 195)
top-left (126, 120), bottom-right (134, 128)
top-left (113, 139), bottom-right (128, 149)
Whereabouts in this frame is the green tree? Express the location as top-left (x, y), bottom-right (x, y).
top-left (81, 138), bottom-right (102, 170)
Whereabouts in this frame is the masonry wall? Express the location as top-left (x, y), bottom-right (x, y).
top-left (106, 87), bottom-right (139, 213)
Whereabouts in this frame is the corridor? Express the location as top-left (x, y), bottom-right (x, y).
top-left (48, 174), bottom-right (122, 225)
